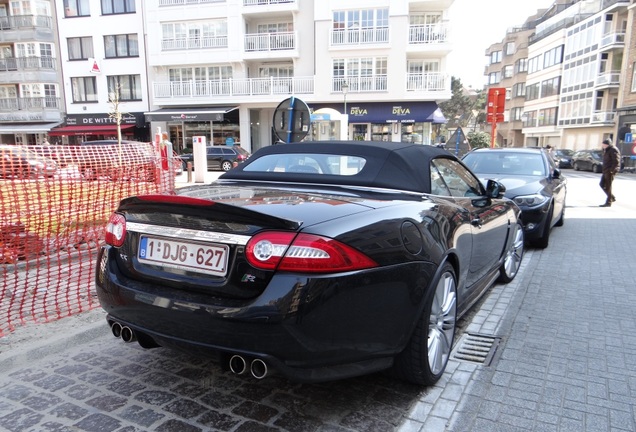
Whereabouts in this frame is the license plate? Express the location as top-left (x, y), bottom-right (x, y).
top-left (138, 236), bottom-right (229, 276)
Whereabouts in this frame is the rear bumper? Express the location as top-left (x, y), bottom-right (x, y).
top-left (96, 246), bottom-right (434, 382)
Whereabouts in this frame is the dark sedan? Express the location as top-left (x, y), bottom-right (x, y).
top-left (180, 146), bottom-right (247, 171)
top-left (96, 141), bottom-right (524, 385)
top-left (552, 148), bottom-right (574, 168)
top-left (572, 149), bottom-right (603, 173)
top-left (462, 148), bottom-right (566, 249)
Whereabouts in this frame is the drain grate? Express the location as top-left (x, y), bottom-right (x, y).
top-left (451, 333), bottom-right (501, 366)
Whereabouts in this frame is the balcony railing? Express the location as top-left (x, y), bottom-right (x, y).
top-left (161, 35), bottom-right (228, 50)
top-left (332, 76), bottom-right (387, 93)
top-left (0, 14), bottom-right (52, 30)
top-left (153, 76), bottom-right (314, 99)
top-left (245, 31), bottom-right (296, 51)
top-left (591, 111), bottom-right (616, 124)
top-left (0, 97), bottom-right (60, 111)
top-left (408, 22), bottom-right (450, 44)
top-left (600, 32), bottom-right (625, 49)
top-left (159, 0), bottom-right (225, 5)
top-left (406, 73), bottom-right (447, 92)
top-left (0, 56), bottom-right (56, 72)
top-left (243, 0), bottom-right (296, 5)
top-left (595, 71), bottom-right (621, 87)
top-left (330, 27), bottom-right (389, 45)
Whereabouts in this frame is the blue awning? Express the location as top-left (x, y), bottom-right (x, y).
top-left (310, 101), bottom-right (447, 123)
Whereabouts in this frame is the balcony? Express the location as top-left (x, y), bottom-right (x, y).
top-left (591, 111), bottom-right (616, 124)
top-left (242, 0), bottom-right (298, 15)
top-left (0, 15), bottom-right (53, 43)
top-left (244, 31), bottom-right (297, 59)
top-left (408, 22), bottom-right (450, 44)
top-left (595, 71), bottom-right (620, 88)
top-left (161, 35), bottom-right (228, 51)
top-left (406, 73), bottom-right (448, 92)
top-left (599, 32), bottom-right (625, 51)
top-left (0, 97), bottom-right (62, 122)
top-left (330, 27), bottom-right (389, 46)
top-left (159, 0), bottom-right (225, 5)
top-left (153, 76), bottom-right (314, 101)
top-left (0, 56), bottom-right (56, 72)
top-left (332, 76), bottom-right (387, 93)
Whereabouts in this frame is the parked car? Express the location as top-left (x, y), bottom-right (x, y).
top-left (462, 147), bottom-right (566, 249)
top-left (180, 146), bottom-right (247, 172)
top-left (572, 149), bottom-right (603, 172)
top-left (0, 144), bottom-right (58, 178)
top-left (552, 148), bottom-right (574, 168)
top-left (96, 141), bottom-right (524, 385)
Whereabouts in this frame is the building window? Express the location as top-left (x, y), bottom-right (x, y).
top-left (68, 37), bottom-right (93, 60)
top-left (104, 34), bottom-right (138, 58)
top-left (503, 65), bottom-right (513, 78)
top-left (538, 107), bottom-right (558, 126)
top-left (488, 71), bottom-right (501, 84)
top-left (523, 110), bottom-right (537, 127)
top-left (332, 8), bottom-right (389, 44)
top-left (543, 45), bottom-right (563, 69)
top-left (162, 20), bottom-right (228, 50)
top-left (333, 57), bottom-right (388, 91)
top-left (632, 62), bottom-right (636, 92)
top-left (525, 82), bottom-right (540, 101)
top-left (511, 107), bottom-right (523, 121)
top-left (541, 77), bottom-right (560, 98)
top-left (107, 75), bottom-right (142, 101)
top-left (490, 50), bottom-right (502, 64)
top-left (528, 55), bottom-right (541, 74)
top-left (101, 0), bottom-right (135, 15)
top-left (505, 42), bottom-right (515, 55)
top-left (512, 82), bottom-right (526, 97)
top-left (64, 0), bottom-right (89, 17)
top-left (514, 58), bottom-right (527, 74)
top-left (71, 76), bottom-right (97, 102)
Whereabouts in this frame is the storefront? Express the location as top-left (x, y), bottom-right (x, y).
top-left (48, 113), bottom-right (148, 144)
top-left (309, 101), bottom-right (446, 144)
top-left (144, 106), bottom-right (239, 153)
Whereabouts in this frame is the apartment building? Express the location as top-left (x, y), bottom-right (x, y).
top-left (50, 0), bottom-right (149, 143)
top-left (484, 0), bottom-right (630, 151)
top-left (143, 0), bottom-right (453, 153)
top-left (0, 0), bottom-right (64, 145)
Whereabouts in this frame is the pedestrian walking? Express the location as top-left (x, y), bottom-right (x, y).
top-left (599, 138), bottom-right (620, 207)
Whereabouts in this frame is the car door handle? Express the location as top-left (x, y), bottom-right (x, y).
top-left (471, 218), bottom-right (482, 228)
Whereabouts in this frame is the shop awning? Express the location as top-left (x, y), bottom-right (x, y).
top-left (144, 106), bottom-right (238, 122)
top-left (310, 101), bottom-right (447, 123)
top-left (0, 122), bottom-right (62, 133)
top-left (48, 124), bottom-right (136, 136)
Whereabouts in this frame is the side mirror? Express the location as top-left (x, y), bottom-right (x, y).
top-left (486, 179), bottom-right (506, 199)
top-left (552, 168), bottom-right (561, 179)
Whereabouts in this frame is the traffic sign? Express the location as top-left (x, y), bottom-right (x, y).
top-left (273, 97), bottom-right (310, 143)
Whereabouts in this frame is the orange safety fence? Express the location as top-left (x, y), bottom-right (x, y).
top-left (0, 142), bottom-right (179, 337)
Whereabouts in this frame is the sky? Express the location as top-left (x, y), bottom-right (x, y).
top-left (447, 0), bottom-right (556, 89)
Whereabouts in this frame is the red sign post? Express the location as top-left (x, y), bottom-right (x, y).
top-left (487, 88), bottom-right (506, 148)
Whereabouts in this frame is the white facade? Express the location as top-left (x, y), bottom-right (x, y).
top-left (142, 0), bottom-right (454, 152)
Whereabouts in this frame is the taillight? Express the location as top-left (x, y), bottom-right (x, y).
top-left (105, 213), bottom-right (126, 247)
top-left (245, 232), bottom-right (378, 273)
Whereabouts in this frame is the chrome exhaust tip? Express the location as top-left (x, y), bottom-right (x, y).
top-left (120, 326), bottom-right (137, 343)
top-left (250, 359), bottom-right (268, 379)
top-left (111, 322), bottom-right (123, 338)
top-left (229, 355), bottom-right (248, 375)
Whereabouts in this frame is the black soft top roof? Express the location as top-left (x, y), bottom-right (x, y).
top-left (219, 140), bottom-right (457, 193)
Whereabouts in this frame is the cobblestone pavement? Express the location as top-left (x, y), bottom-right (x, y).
top-left (0, 172), bottom-right (634, 432)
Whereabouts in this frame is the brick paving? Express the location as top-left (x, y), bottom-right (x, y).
top-left (0, 172), bottom-right (634, 431)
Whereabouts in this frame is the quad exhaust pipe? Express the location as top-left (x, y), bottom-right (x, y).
top-left (228, 355), bottom-right (269, 379)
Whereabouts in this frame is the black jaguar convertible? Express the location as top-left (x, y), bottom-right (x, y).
top-left (96, 141), bottom-right (524, 385)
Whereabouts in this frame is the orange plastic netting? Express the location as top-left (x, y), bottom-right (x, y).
top-left (0, 142), bottom-right (178, 336)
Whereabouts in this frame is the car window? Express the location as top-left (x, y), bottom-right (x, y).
top-left (243, 153), bottom-right (366, 175)
top-left (222, 148), bottom-right (236, 155)
top-left (208, 148), bottom-right (222, 155)
top-left (431, 158), bottom-right (482, 198)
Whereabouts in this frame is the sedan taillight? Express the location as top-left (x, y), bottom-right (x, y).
top-left (105, 213), bottom-right (126, 247)
top-left (245, 231), bottom-right (378, 273)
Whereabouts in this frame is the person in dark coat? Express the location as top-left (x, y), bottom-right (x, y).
top-left (599, 138), bottom-right (621, 207)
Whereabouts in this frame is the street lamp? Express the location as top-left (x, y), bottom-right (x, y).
top-left (342, 80), bottom-right (349, 139)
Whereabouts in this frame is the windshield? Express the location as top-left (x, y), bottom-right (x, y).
top-left (556, 149), bottom-right (573, 156)
top-left (243, 153), bottom-right (367, 176)
top-left (463, 152), bottom-right (546, 176)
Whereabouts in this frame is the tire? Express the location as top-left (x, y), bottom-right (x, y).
top-left (555, 206), bottom-right (565, 227)
top-left (592, 164), bottom-right (601, 173)
top-left (533, 205), bottom-right (553, 249)
top-left (221, 160), bottom-right (233, 171)
top-left (498, 221), bottom-right (524, 283)
top-left (391, 263), bottom-right (457, 385)
top-left (573, 162), bottom-right (579, 171)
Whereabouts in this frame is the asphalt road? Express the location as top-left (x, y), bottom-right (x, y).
top-left (0, 170), bottom-right (634, 432)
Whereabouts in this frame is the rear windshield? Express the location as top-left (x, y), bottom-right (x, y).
top-left (242, 153), bottom-right (367, 176)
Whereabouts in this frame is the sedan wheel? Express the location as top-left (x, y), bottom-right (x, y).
top-left (592, 164), bottom-right (601, 173)
top-left (391, 263), bottom-right (457, 385)
top-left (498, 221), bottom-right (524, 283)
top-left (221, 161), bottom-right (233, 171)
top-left (573, 162), bottom-right (579, 171)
